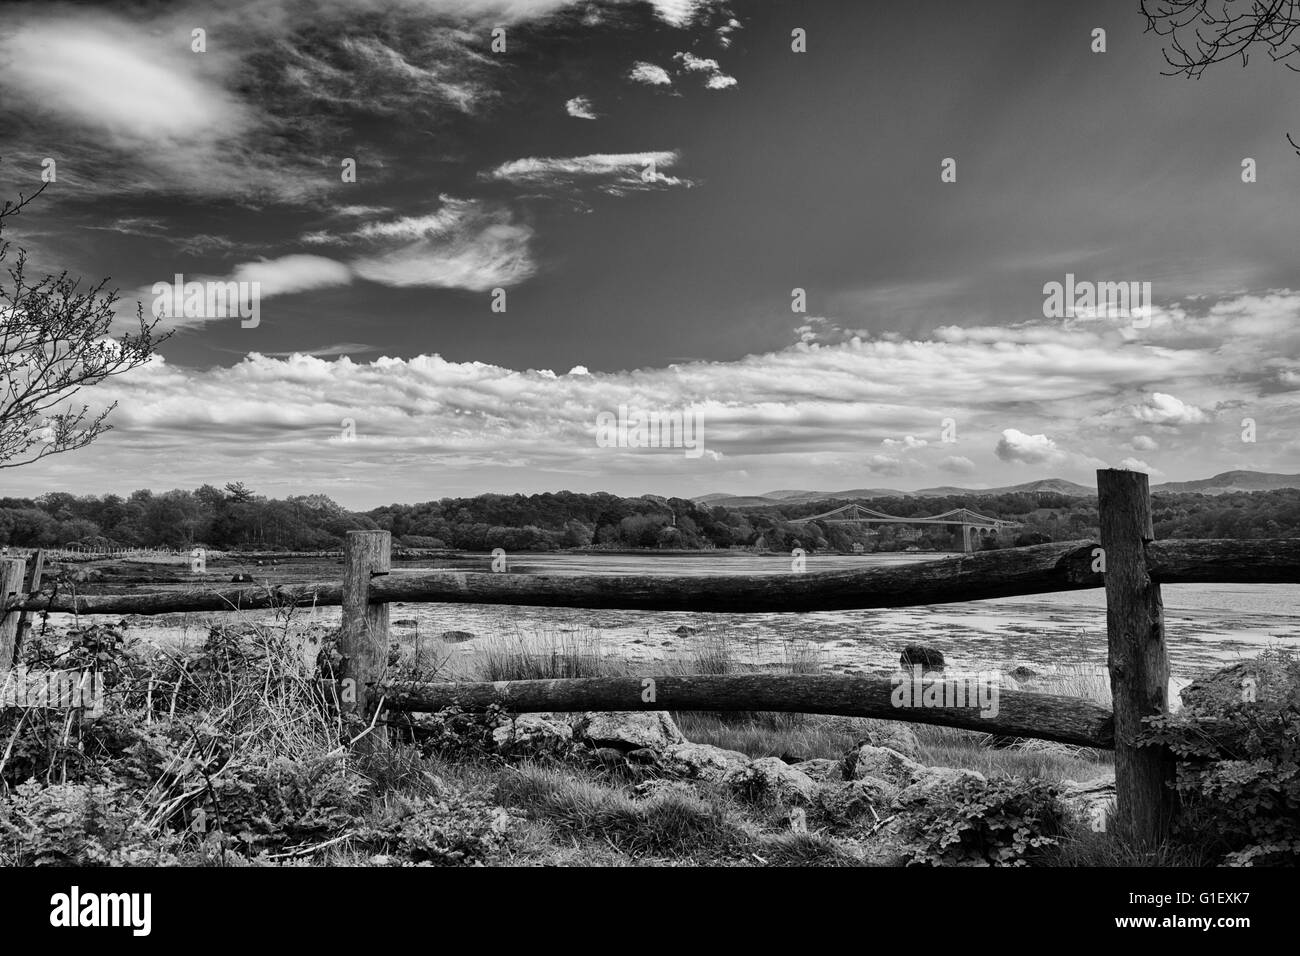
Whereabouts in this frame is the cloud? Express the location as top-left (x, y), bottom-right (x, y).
top-left (565, 96), bottom-right (597, 120)
top-left (0, 18), bottom-right (251, 145)
top-left (482, 151), bottom-right (690, 194)
top-left (298, 199), bottom-right (537, 291)
top-left (715, 17), bottom-right (742, 47)
top-left (939, 455), bottom-right (977, 475)
top-left (0, 0), bottom-right (600, 202)
top-left (350, 219), bottom-right (535, 291)
top-left (1118, 457), bottom-right (1163, 477)
top-left (1130, 435), bottom-right (1159, 451)
top-left (647, 0), bottom-right (705, 26)
top-left (673, 51), bottom-right (737, 89)
top-left (29, 288), bottom-right (1300, 504)
top-left (866, 455), bottom-right (904, 475)
top-left (995, 429), bottom-right (1063, 466)
top-left (628, 61), bottom-right (673, 86)
top-left (126, 200), bottom-right (534, 327)
top-left (882, 435), bottom-right (928, 449)
top-left (1130, 392), bottom-right (1209, 426)
top-left (229, 255), bottom-right (354, 298)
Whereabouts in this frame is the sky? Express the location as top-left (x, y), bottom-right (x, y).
top-left (1, 0), bottom-right (1299, 509)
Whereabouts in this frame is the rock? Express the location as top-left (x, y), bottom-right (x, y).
top-left (1180, 652), bottom-right (1300, 714)
top-left (899, 644), bottom-right (945, 672)
top-left (789, 808), bottom-right (808, 834)
top-left (817, 777), bottom-right (898, 821)
top-left (673, 624), bottom-right (699, 637)
top-left (572, 711), bottom-right (685, 752)
top-left (656, 742), bottom-right (752, 782)
top-left (843, 745), bottom-right (926, 787)
top-left (1009, 665), bottom-right (1037, 679)
top-left (790, 758), bottom-right (843, 782)
top-left (855, 721), bottom-right (921, 759)
top-left (230, 573), bottom-right (254, 583)
top-left (625, 747), bottom-right (659, 765)
top-left (723, 756), bottom-right (816, 804)
top-left (1060, 774), bottom-right (1116, 833)
top-left (894, 767), bottom-right (987, 805)
top-left (438, 630), bottom-right (476, 642)
top-left (391, 618), bottom-right (418, 627)
top-left (490, 713), bottom-right (572, 752)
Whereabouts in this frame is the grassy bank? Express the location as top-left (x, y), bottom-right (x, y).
top-left (6, 611), bottom-right (1286, 868)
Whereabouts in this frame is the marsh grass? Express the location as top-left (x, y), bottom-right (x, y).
top-left (4, 600), bottom-right (1140, 867)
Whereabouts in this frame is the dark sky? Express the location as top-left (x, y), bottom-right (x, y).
top-left (2, 0), bottom-right (1298, 507)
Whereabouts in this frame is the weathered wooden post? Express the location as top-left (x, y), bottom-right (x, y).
top-left (14, 550), bottom-right (44, 661)
top-left (0, 557), bottom-right (27, 673)
top-left (1097, 468), bottom-right (1176, 845)
top-left (339, 531), bottom-right (391, 740)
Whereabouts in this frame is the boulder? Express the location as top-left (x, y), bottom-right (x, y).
top-left (843, 745), bottom-right (926, 787)
top-left (656, 742), bottom-right (751, 782)
top-left (1180, 652), bottom-right (1300, 714)
top-left (723, 756), bottom-right (816, 805)
top-left (894, 767), bottom-right (987, 805)
top-left (1060, 774), bottom-right (1116, 832)
top-left (855, 721), bottom-right (921, 759)
top-left (817, 777), bottom-right (898, 822)
top-left (899, 644), bottom-right (945, 672)
top-left (438, 630), bottom-right (476, 643)
top-left (572, 711), bottom-right (685, 752)
top-left (490, 713), bottom-right (572, 752)
top-left (790, 758), bottom-right (843, 782)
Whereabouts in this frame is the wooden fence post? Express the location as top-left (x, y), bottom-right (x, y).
top-left (14, 550), bottom-right (44, 662)
top-left (1097, 468), bottom-right (1176, 845)
top-left (0, 557), bottom-right (27, 673)
top-left (339, 531), bottom-right (391, 737)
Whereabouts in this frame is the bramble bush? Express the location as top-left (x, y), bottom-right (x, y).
top-left (898, 777), bottom-right (1068, 866)
top-left (1139, 651), bottom-right (1300, 866)
top-left (0, 623), bottom-right (520, 866)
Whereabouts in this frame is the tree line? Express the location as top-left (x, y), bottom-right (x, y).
top-left (1, 484), bottom-right (1297, 553)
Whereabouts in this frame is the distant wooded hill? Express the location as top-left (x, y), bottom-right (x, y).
top-left (694, 472), bottom-right (1300, 509)
top-left (2, 478), bottom-right (1299, 552)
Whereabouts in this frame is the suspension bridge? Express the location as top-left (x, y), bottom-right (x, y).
top-left (788, 503), bottom-right (1021, 552)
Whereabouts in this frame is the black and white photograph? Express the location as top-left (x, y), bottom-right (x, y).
top-left (0, 0), bottom-right (1295, 927)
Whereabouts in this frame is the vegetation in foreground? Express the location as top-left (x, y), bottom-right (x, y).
top-left (0, 617), bottom-right (1294, 867)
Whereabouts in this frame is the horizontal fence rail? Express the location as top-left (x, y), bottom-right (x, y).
top-left (383, 674), bottom-right (1117, 749)
top-left (12, 537), bottom-right (1300, 616)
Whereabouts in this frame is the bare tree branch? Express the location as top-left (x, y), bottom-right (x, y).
top-left (0, 158), bottom-right (170, 468)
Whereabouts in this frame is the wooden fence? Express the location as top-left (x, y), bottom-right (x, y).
top-left (2, 468), bottom-right (1299, 846)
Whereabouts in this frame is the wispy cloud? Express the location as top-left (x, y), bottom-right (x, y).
top-left (482, 151), bottom-right (691, 194)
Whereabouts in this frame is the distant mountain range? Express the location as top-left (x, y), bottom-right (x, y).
top-left (1150, 470), bottom-right (1300, 495)
top-left (692, 472), bottom-right (1300, 509)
